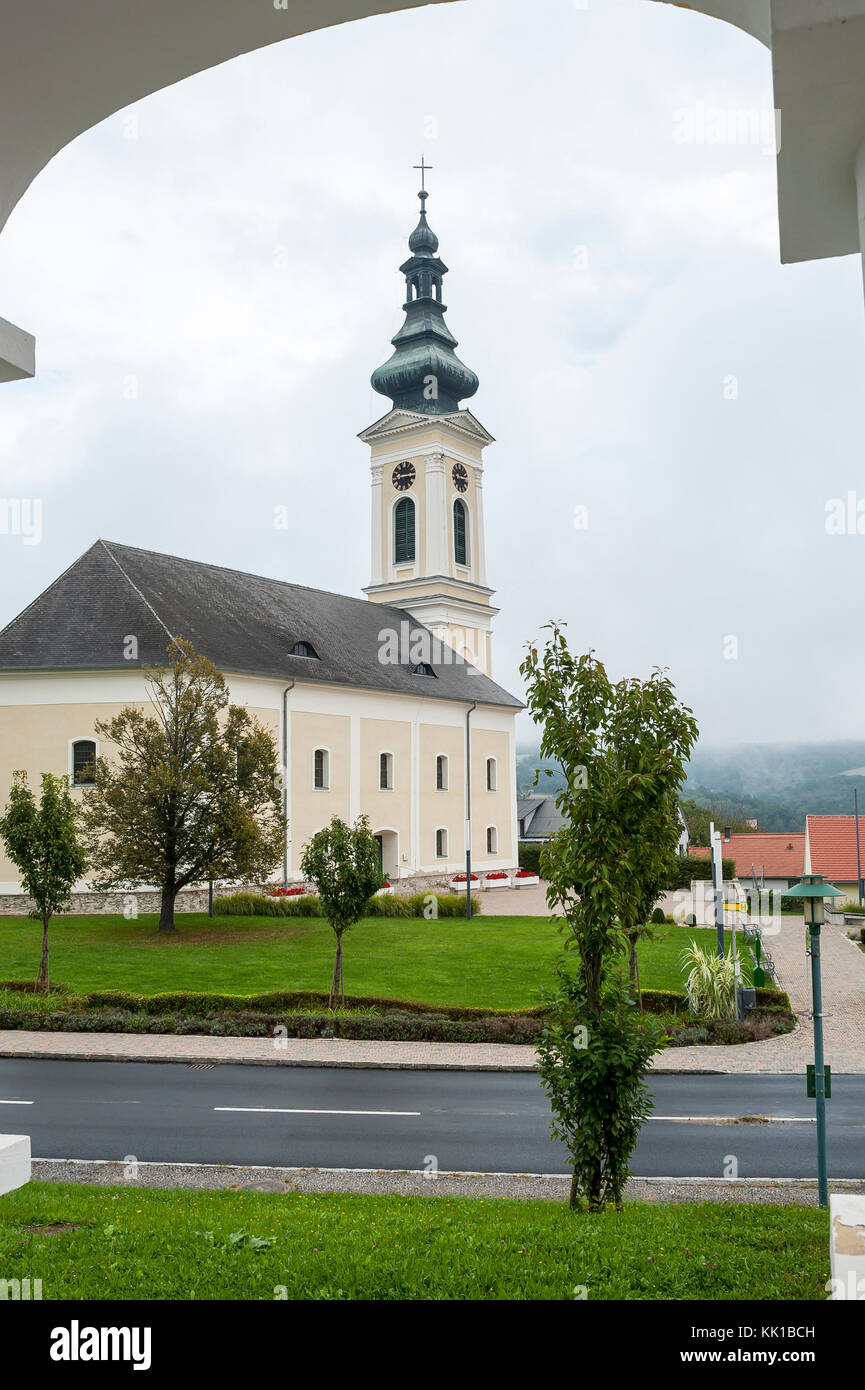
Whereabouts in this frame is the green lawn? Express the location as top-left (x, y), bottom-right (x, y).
top-left (0, 914), bottom-right (748, 1011)
top-left (0, 1181), bottom-right (827, 1301)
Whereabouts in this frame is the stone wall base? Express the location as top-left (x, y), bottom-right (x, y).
top-left (0, 873), bottom-right (486, 917)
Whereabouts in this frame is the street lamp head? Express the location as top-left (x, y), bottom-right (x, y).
top-left (782, 873), bottom-right (844, 927)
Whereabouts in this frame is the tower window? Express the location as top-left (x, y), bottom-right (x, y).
top-left (486, 825), bottom-right (498, 855)
top-left (379, 752), bottom-right (394, 790)
top-left (72, 739), bottom-right (97, 786)
top-left (436, 755), bottom-right (448, 791)
top-left (486, 757), bottom-right (497, 791)
top-left (394, 497), bottom-right (416, 564)
top-left (313, 748), bottom-right (330, 790)
top-left (454, 498), bottom-right (468, 567)
top-left (436, 827), bottom-right (448, 858)
top-left (291, 641), bottom-right (319, 659)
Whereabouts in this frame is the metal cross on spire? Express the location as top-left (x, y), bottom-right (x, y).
top-left (413, 156), bottom-right (433, 194)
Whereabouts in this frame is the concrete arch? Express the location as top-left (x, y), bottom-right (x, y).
top-left (0, 0), bottom-right (860, 381)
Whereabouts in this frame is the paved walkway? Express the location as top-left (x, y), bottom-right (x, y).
top-left (0, 1031), bottom-right (536, 1070)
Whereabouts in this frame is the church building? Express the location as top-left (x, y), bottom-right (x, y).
top-left (0, 180), bottom-right (521, 897)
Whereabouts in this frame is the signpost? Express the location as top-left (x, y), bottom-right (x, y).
top-left (709, 821), bottom-right (724, 958)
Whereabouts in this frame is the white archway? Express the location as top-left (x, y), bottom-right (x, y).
top-left (1, 0), bottom-right (863, 383)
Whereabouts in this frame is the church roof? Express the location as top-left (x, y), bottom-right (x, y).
top-left (0, 540), bottom-right (522, 709)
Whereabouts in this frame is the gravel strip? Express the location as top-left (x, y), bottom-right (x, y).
top-left (29, 1159), bottom-right (865, 1205)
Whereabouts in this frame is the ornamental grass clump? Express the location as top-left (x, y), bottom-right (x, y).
top-left (680, 940), bottom-right (740, 1021)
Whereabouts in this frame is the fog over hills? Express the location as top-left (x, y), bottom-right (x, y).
top-left (516, 740), bottom-right (865, 832)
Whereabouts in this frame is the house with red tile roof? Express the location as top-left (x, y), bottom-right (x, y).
top-left (689, 831), bottom-right (805, 891)
top-left (804, 815), bottom-right (865, 903)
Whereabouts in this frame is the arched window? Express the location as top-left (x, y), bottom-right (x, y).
top-left (435, 827), bottom-right (448, 858)
top-left (72, 739), bottom-right (97, 786)
top-left (486, 757), bottom-right (497, 792)
top-left (313, 748), bottom-right (330, 790)
top-left (453, 498), bottom-right (468, 566)
top-left (379, 752), bottom-right (394, 790)
top-left (291, 641), bottom-right (319, 659)
top-left (394, 497), bottom-right (415, 564)
top-left (486, 826), bottom-right (498, 855)
top-left (435, 755), bottom-right (448, 791)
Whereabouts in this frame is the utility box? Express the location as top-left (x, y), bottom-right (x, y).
top-left (739, 986), bottom-right (757, 1011)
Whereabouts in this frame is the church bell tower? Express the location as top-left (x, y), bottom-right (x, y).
top-left (361, 166), bottom-right (498, 676)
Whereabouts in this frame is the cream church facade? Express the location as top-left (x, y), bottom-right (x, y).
top-left (0, 182), bottom-right (521, 897)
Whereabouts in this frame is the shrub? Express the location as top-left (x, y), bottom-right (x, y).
top-left (213, 890), bottom-right (480, 919)
top-left (663, 855), bottom-right (736, 890)
top-left (517, 842), bottom-right (542, 875)
top-left (680, 940), bottom-right (741, 1021)
top-left (650, 907), bottom-right (666, 925)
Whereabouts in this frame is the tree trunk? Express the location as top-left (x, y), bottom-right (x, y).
top-left (328, 931), bottom-right (344, 1011)
top-left (35, 917), bottom-right (50, 994)
top-left (568, 1168), bottom-right (580, 1211)
top-left (158, 884), bottom-right (177, 933)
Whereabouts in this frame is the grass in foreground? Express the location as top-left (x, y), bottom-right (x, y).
top-left (0, 916), bottom-right (750, 1011)
top-left (0, 1182), bottom-right (826, 1301)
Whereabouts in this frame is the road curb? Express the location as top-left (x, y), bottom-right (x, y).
top-left (0, 1047), bottom-right (538, 1072)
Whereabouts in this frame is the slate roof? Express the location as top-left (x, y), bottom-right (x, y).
top-left (0, 540), bottom-right (522, 709)
top-left (689, 832), bottom-right (805, 880)
top-left (517, 794), bottom-right (565, 840)
top-left (806, 815), bottom-right (865, 881)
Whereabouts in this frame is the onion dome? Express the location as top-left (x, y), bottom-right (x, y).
top-left (371, 180), bottom-right (479, 415)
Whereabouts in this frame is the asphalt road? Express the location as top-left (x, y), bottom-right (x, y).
top-left (1, 1059), bottom-right (864, 1178)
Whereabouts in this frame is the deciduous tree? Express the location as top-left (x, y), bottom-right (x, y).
top-left (0, 772), bottom-right (87, 991)
top-left (81, 641), bottom-right (285, 932)
top-left (300, 815), bottom-right (383, 1008)
top-left (521, 624), bottom-right (698, 1210)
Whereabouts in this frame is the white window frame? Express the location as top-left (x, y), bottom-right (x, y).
top-left (379, 750), bottom-right (395, 791)
top-left (486, 757), bottom-right (497, 792)
top-left (312, 746), bottom-right (331, 791)
top-left (435, 753), bottom-right (449, 791)
top-left (435, 826), bottom-right (449, 859)
top-left (486, 825), bottom-right (498, 855)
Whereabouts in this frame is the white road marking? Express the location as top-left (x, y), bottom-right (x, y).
top-left (213, 1106), bottom-right (421, 1117)
top-left (0, 1099), bottom-right (34, 1105)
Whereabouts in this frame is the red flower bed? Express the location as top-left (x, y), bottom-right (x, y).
top-left (451, 873), bottom-right (479, 882)
top-left (485, 871), bottom-right (509, 880)
top-left (266, 886), bottom-right (307, 897)
top-left (514, 870), bottom-right (538, 879)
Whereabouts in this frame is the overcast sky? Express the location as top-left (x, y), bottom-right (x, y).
top-left (1, 0), bottom-right (864, 748)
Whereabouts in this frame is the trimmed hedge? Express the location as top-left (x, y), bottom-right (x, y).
top-left (517, 842), bottom-right (543, 874)
top-left (664, 854), bottom-right (736, 890)
top-left (213, 891), bottom-right (480, 919)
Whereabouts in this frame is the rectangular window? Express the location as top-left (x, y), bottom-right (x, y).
top-left (436, 755), bottom-right (448, 791)
top-left (486, 758), bottom-right (497, 791)
top-left (486, 826), bottom-right (498, 854)
top-left (379, 752), bottom-right (393, 790)
top-left (436, 828), bottom-right (448, 858)
top-left (314, 748), bottom-right (329, 790)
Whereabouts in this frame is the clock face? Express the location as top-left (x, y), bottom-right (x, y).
top-left (392, 460), bottom-right (416, 492)
top-left (452, 462), bottom-right (468, 494)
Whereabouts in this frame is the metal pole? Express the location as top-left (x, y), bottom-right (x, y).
top-left (208, 877), bottom-right (213, 919)
top-left (810, 920), bottom-right (829, 1208)
top-left (710, 823), bottom-right (724, 957)
top-left (465, 703), bottom-right (476, 919)
top-left (855, 789), bottom-right (863, 905)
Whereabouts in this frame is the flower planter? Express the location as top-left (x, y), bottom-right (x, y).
top-left (483, 873), bottom-right (511, 890)
top-left (375, 884), bottom-right (393, 896)
top-left (449, 874), bottom-right (479, 889)
top-left (513, 873), bottom-right (539, 888)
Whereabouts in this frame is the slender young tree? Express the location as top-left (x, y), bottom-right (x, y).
top-left (300, 815), bottom-right (383, 1008)
top-left (0, 772), bottom-right (87, 992)
top-left (80, 641), bottom-right (285, 932)
top-left (521, 623), bottom-right (698, 1210)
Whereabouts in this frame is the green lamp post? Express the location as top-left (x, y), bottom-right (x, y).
top-left (781, 873), bottom-right (844, 1208)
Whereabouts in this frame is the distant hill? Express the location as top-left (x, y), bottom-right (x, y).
top-left (516, 739), bottom-right (865, 831)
